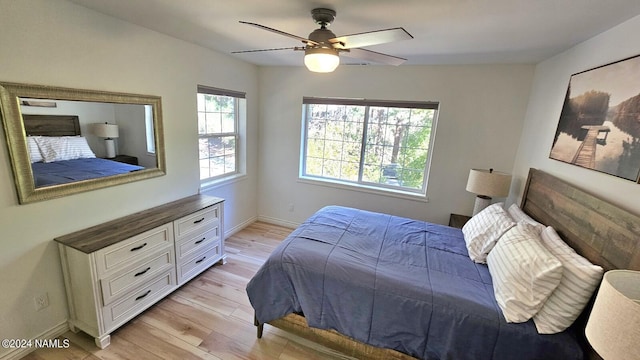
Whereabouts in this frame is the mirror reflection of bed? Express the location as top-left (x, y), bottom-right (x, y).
top-left (22, 99), bottom-right (156, 188)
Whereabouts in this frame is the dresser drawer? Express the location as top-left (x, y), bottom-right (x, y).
top-left (100, 248), bottom-right (175, 306)
top-left (175, 205), bottom-right (219, 239)
top-left (102, 270), bottom-right (176, 332)
top-left (177, 241), bottom-right (221, 284)
top-left (175, 225), bottom-right (220, 260)
top-left (94, 224), bottom-right (174, 276)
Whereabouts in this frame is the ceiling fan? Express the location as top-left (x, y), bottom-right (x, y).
top-left (232, 8), bottom-right (413, 73)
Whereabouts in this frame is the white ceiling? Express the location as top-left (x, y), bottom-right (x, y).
top-left (68, 0), bottom-right (640, 67)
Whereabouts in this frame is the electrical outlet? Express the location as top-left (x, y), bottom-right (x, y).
top-left (34, 293), bottom-right (49, 311)
top-left (288, 203), bottom-right (295, 212)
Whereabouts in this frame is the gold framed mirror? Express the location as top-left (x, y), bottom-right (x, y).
top-left (0, 82), bottom-right (166, 204)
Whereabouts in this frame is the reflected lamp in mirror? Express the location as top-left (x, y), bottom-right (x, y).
top-left (466, 168), bottom-right (512, 215)
top-left (92, 122), bottom-right (119, 158)
top-left (585, 270), bottom-right (640, 360)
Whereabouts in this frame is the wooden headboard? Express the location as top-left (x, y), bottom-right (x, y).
top-left (23, 114), bottom-right (81, 136)
top-left (523, 169), bottom-right (640, 360)
top-left (521, 168), bottom-right (640, 271)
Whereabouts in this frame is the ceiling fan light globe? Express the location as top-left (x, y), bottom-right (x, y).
top-left (304, 48), bottom-right (339, 73)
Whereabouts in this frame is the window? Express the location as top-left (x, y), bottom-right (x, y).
top-left (197, 85), bottom-right (244, 182)
top-left (144, 105), bottom-right (155, 154)
top-left (301, 97), bottom-right (438, 195)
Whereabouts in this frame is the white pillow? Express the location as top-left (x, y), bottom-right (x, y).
top-left (506, 204), bottom-right (545, 233)
top-left (35, 136), bottom-right (96, 163)
top-left (27, 136), bottom-right (43, 163)
top-left (487, 223), bottom-right (563, 323)
top-left (533, 226), bottom-right (604, 334)
top-left (462, 203), bottom-right (515, 263)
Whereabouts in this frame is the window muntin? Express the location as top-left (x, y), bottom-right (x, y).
top-left (197, 86), bottom-right (243, 182)
top-left (302, 98), bottom-right (438, 195)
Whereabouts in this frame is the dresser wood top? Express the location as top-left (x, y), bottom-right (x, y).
top-left (55, 194), bottom-right (224, 253)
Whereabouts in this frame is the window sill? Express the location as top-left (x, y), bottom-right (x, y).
top-left (297, 176), bottom-right (429, 203)
top-left (200, 173), bottom-right (247, 192)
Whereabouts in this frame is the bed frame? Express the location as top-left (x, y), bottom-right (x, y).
top-left (255, 168), bottom-right (640, 360)
top-left (23, 114), bottom-right (81, 136)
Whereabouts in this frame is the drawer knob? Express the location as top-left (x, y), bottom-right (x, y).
top-left (135, 290), bottom-right (151, 301)
top-left (134, 267), bottom-right (151, 277)
top-left (194, 237), bottom-right (206, 245)
top-left (195, 256), bottom-right (207, 264)
top-left (130, 243), bottom-right (148, 252)
top-left (193, 217), bottom-right (205, 224)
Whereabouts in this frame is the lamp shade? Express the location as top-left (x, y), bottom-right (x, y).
top-left (304, 47), bottom-right (340, 73)
top-left (585, 270), bottom-right (640, 360)
top-left (92, 123), bottom-right (119, 139)
top-left (466, 168), bottom-right (511, 197)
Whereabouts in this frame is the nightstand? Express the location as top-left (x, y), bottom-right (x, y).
top-left (108, 154), bottom-right (139, 165)
top-left (449, 213), bottom-right (472, 229)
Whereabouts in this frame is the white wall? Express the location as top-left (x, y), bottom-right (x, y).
top-left (511, 14), bottom-right (640, 214)
top-left (0, 0), bottom-right (258, 357)
top-left (257, 65), bottom-right (534, 226)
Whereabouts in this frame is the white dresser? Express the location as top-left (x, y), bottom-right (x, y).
top-left (55, 195), bottom-right (225, 348)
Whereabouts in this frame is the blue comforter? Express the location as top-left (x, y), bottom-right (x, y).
top-left (246, 206), bottom-right (583, 360)
top-left (32, 158), bottom-right (143, 187)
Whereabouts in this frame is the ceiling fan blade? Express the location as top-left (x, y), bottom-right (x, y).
top-left (232, 46), bottom-right (302, 54)
top-left (330, 27), bottom-right (413, 49)
top-left (342, 48), bottom-right (407, 66)
top-left (239, 21), bottom-right (318, 46)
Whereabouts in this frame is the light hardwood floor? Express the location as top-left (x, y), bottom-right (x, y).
top-left (23, 222), bottom-right (355, 360)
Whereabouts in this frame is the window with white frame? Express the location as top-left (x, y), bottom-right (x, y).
top-left (197, 85), bottom-right (244, 182)
top-left (301, 97), bottom-right (439, 195)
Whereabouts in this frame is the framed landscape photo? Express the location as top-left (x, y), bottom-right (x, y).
top-left (549, 54), bottom-right (640, 182)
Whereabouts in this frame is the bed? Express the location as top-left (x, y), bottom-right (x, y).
top-left (24, 114), bottom-right (143, 187)
top-left (246, 168), bottom-right (640, 360)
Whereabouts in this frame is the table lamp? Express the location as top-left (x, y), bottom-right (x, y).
top-left (466, 168), bottom-right (511, 215)
top-left (92, 123), bottom-right (119, 158)
top-left (585, 270), bottom-right (640, 360)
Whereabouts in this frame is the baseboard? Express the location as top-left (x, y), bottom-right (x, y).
top-left (225, 215), bottom-right (298, 236)
top-left (257, 215), bottom-right (300, 229)
top-left (0, 321), bottom-right (69, 360)
top-left (225, 216), bottom-right (258, 238)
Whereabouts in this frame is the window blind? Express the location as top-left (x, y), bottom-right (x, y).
top-left (303, 96), bottom-right (438, 110)
top-left (197, 85), bottom-right (246, 99)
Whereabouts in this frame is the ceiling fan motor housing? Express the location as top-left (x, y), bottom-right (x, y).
top-left (308, 28), bottom-right (337, 45)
